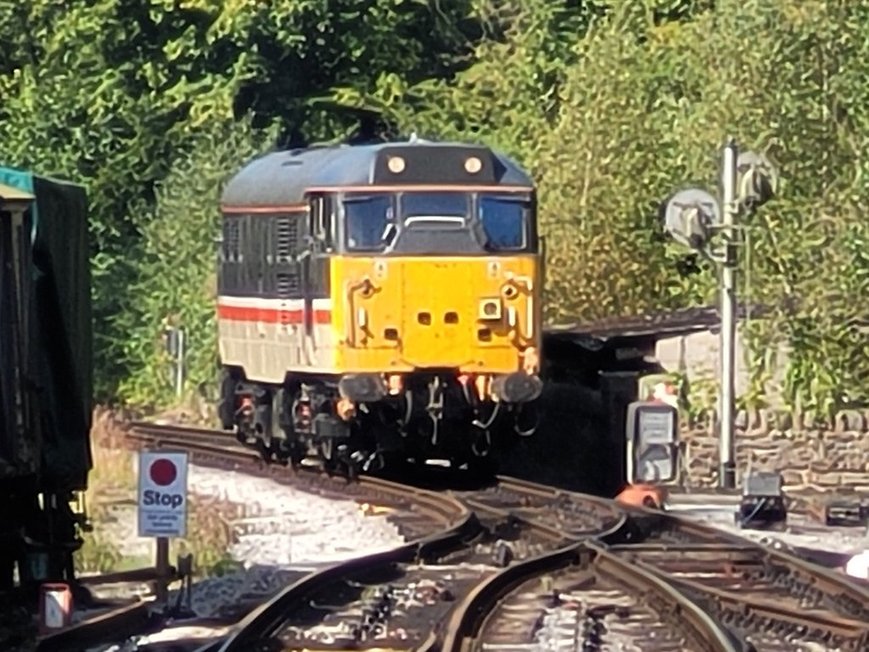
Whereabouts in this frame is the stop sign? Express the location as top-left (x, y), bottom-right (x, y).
top-left (138, 451), bottom-right (188, 538)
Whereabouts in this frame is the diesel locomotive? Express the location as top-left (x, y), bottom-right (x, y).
top-left (216, 138), bottom-right (543, 472)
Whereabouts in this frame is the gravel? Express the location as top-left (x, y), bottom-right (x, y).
top-left (666, 503), bottom-right (869, 556)
top-left (88, 460), bottom-right (406, 621)
top-left (189, 464), bottom-right (404, 566)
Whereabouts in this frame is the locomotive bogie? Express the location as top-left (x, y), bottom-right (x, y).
top-left (219, 366), bottom-right (539, 470)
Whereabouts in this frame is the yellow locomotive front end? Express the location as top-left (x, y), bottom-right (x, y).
top-left (317, 144), bottom-right (544, 468)
top-left (333, 253), bottom-right (541, 400)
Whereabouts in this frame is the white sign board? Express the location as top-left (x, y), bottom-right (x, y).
top-left (638, 409), bottom-right (676, 444)
top-left (137, 451), bottom-right (189, 538)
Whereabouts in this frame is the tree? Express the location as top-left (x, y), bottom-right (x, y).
top-left (0, 0), bottom-right (480, 398)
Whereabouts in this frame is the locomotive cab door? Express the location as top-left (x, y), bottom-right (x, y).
top-left (302, 195), bottom-right (333, 357)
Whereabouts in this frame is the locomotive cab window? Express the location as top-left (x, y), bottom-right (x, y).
top-left (402, 192), bottom-right (468, 228)
top-left (344, 194), bottom-right (395, 252)
top-left (478, 195), bottom-right (528, 251)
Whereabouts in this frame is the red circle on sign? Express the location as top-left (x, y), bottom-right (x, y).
top-left (149, 459), bottom-right (177, 486)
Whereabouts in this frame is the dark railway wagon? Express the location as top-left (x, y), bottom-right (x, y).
top-left (0, 167), bottom-right (92, 595)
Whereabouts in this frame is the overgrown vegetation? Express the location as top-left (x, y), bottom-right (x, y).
top-left (75, 412), bottom-right (235, 577)
top-left (2, 0), bottom-right (867, 414)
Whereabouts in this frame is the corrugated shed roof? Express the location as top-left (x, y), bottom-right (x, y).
top-left (545, 304), bottom-right (769, 341)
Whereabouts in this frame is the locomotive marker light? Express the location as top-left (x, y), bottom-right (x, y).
top-left (387, 156), bottom-right (405, 174)
top-left (660, 139), bottom-right (778, 489)
top-left (138, 451), bottom-right (189, 602)
top-left (465, 156), bottom-right (483, 174)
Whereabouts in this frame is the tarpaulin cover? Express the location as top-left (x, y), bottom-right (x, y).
top-left (0, 166), bottom-right (93, 490)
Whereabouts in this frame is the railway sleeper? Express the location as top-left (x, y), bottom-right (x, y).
top-left (667, 574), bottom-right (869, 651)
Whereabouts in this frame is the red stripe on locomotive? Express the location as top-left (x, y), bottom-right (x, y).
top-left (217, 304), bottom-right (331, 325)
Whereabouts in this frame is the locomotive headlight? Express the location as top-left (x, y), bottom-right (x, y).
top-left (464, 156), bottom-right (482, 174)
top-left (479, 298), bottom-right (502, 320)
top-left (387, 156), bottom-right (405, 173)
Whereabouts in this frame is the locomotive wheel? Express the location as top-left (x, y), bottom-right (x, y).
top-left (269, 389), bottom-right (296, 467)
top-left (255, 437), bottom-right (273, 463)
top-left (320, 438), bottom-right (340, 476)
top-left (466, 449), bottom-right (500, 478)
top-left (217, 367), bottom-right (237, 431)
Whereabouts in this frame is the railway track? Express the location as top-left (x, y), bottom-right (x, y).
top-left (128, 423), bottom-right (637, 651)
top-left (615, 511), bottom-right (869, 651)
top-left (57, 421), bottom-right (868, 652)
top-left (434, 540), bottom-right (744, 652)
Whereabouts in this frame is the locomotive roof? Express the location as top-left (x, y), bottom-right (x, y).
top-left (221, 139), bottom-right (534, 209)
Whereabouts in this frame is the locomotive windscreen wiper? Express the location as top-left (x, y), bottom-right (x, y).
top-left (404, 215), bottom-right (466, 228)
top-left (381, 222), bottom-right (397, 246)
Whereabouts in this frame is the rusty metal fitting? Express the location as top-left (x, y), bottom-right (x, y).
top-left (336, 397), bottom-right (356, 421)
top-left (386, 374), bottom-right (403, 396)
top-left (522, 347), bottom-right (540, 375)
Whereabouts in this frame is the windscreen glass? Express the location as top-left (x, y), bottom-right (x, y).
top-left (478, 196), bottom-right (526, 250)
top-left (401, 192), bottom-right (468, 227)
top-left (344, 195), bottom-right (393, 251)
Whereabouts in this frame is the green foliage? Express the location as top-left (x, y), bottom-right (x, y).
top-left (376, 0), bottom-right (869, 413)
top-left (75, 530), bottom-right (124, 575)
top-left (116, 119), bottom-right (276, 408)
top-left (2, 0), bottom-right (868, 414)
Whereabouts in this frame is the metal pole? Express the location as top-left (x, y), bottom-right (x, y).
top-left (719, 139), bottom-right (738, 489)
top-left (175, 330), bottom-right (185, 397)
top-left (155, 537), bottom-right (169, 603)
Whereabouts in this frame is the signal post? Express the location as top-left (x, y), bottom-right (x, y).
top-left (662, 139), bottom-right (778, 489)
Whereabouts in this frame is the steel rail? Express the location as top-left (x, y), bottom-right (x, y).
top-left (603, 504), bottom-right (869, 651)
top-left (623, 506), bottom-right (869, 620)
top-left (127, 420), bottom-right (482, 652)
top-left (212, 502), bottom-right (479, 651)
top-left (35, 600), bottom-right (155, 652)
top-left (429, 539), bottom-right (743, 652)
top-left (664, 570), bottom-right (869, 649)
top-left (453, 474), bottom-right (632, 544)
